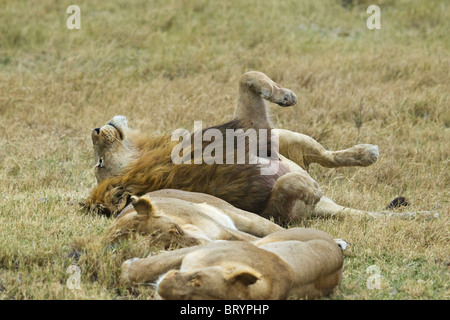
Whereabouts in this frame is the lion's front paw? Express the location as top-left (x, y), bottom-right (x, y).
top-left (121, 257), bottom-right (140, 285)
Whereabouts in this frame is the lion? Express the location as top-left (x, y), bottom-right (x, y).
top-left (85, 71), bottom-right (427, 222)
top-left (120, 227), bottom-right (344, 300)
top-left (101, 190), bottom-right (283, 248)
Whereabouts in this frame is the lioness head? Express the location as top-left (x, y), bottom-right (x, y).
top-left (102, 195), bottom-right (199, 248)
top-left (157, 262), bottom-right (262, 300)
top-left (91, 115), bottom-right (135, 183)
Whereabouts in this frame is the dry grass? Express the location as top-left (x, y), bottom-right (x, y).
top-left (0, 0), bottom-right (449, 300)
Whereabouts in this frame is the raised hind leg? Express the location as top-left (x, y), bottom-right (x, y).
top-left (276, 128), bottom-right (380, 171)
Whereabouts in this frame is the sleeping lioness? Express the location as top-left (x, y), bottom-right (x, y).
top-left (121, 227), bottom-right (344, 300)
top-left (101, 190), bottom-right (283, 248)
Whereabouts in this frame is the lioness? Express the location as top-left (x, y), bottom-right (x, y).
top-left (121, 227), bottom-right (344, 300)
top-left (102, 190), bottom-right (283, 248)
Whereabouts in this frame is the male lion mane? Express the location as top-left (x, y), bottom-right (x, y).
top-left (86, 120), bottom-right (286, 216)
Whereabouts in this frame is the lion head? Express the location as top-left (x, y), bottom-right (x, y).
top-left (102, 195), bottom-right (200, 248)
top-left (156, 261), bottom-right (263, 300)
top-left (91, 115), bottom-right (136, 183)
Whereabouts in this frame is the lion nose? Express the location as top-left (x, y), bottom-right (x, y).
top-left (93, 128), bottom-right (100, 134)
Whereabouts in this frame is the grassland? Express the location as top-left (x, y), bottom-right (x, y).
top-left (0, 0), bottom-right (448, 300)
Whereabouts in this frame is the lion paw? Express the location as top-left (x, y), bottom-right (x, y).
top-left (121, 257), bottom-right (140, 284)
top-left (268, 87), bottom-right (298, 107)
top-left (351, 144), bottom-right (380, 166)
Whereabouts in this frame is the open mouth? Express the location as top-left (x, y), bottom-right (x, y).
top-left (108, 121), bottom-right (124, 140)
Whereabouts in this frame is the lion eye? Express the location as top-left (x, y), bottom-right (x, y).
top-left (97, 158), bottom-right (104, 168)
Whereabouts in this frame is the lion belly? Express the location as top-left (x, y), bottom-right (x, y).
top-left (192, 160), bottom-right (291, 214)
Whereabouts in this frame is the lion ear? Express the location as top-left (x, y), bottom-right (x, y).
top-left (131, 196), bottom-right (154, 216)
top-left (223, 265), bottom-right (261, 286)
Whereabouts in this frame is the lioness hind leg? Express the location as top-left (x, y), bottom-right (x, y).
top-left (277, 129), bottom-right (379, 171)
top-left (233, 71), bottom-right (298, 129)
top-left (261, 172), bottom-right (323, 223)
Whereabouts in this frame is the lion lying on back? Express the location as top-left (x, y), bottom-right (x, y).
top-left (85, 71), bottom-right (400, 223)
top-left (121, 227), bottom-right (344, 300)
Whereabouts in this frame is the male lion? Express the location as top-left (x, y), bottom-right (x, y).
top-left (85, 71), bottom-right (420, 222)
top-left (121, 227), bottom-right (344, 300)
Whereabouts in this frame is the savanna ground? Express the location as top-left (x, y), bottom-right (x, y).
top-left (0, 0), bottom-right (448, 300)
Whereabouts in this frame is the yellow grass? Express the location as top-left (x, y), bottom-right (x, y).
top-left (0, 0), bottom-right (448, 299)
